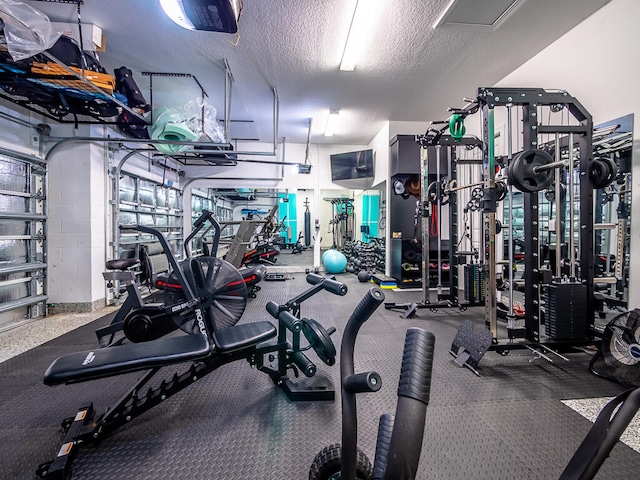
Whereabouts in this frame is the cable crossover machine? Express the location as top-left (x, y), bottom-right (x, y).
top-left (389, 87), bottom-right (626, 375)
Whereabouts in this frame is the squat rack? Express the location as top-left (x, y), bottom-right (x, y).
top-left (476, 87), bottom-right (595, 345)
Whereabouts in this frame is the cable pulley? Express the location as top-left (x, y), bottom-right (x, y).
top-left (427, 180), bottom-right (450, 205)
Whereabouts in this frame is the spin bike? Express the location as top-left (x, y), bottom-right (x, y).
top-left (38, 223), bottom-right (346, 479)
top-left (96, 210), bottom-right (262, 346)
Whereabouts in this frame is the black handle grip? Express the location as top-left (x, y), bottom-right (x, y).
top-left (291, 351), bottom-right (316, 377)
top-left (397, 328), bottom-right (435, 404)
top-left (372, 414), bottom-right (395, 480)
top-left (306, 273), bottom-right (323, 284)
top-left (322, 277), bottom-right (348, 296)
top-left (346, 287), bottom-right (385, 332)
top-left (265, 300), bottom-right (279, 318)
top-left (119, 224), bottom-right (138, 231)
top-left (379, 328), bottom-right (435, 480)
top-left (279, 310), bottom-right (301, 333)
top-left (344, 371), bottom-right (382, 394)
top-left (193, 209), bottom-right (211, 228)
top-left (265, 301), bottom-right (301, 332)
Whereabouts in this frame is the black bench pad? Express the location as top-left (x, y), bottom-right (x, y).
top-left (212, 321), bottom-right (276, 353)
top-left (105, 258), bottom-right (140, 270)
top-left (44, 334), bottom-right (211, 386)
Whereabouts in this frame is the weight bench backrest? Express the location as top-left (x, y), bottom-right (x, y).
top-left (44, 334), bottom-right (211, 386)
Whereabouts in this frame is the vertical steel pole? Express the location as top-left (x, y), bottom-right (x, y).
top-left (436, 145), bottom-right (443, 296)
top-left (449, 146), bottom-right (459, 302)
top-left (483, 105), bottom-right (497, 339)
top-left (420, 146), bottom-right (430, 303)
top-left (568, 133), bottom-right (575, 276)
top-left (555, 133), bottom-right (562, 277)
top-left (522, 104), bottom-right (541, 342)
top-left (506, 105), bottom-right (515, 328)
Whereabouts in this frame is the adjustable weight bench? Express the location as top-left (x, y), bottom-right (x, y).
top-left (44, 322), bottom-right (277, 386)
top-left (38, 259), bottom-right (343, 479)
top-left (39, 321), bottom-right (277, 480)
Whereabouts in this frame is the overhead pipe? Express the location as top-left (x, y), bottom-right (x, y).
top-left (0, 110), bottom-right (45, 130)
top-left (43, 135), bottom-right (279, 163)
top-left (224, 58), bottom-right (234, 142)
top-left (273, 86), bottom-right (279, 154)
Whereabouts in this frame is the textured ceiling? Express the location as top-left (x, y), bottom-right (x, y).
top-left (26, 0), bottom-right (610, 145)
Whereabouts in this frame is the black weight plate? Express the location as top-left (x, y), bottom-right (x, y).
top-left (495, 181), bottom-right (507, 201)
top-left (509, 149), bottom-right (554, 193)
top-left (301, 318), bottom-right (336, 366)
top-left (605, 157), bottom-right (618, 180)
top-left (590, 157), bottom-right (613, 189)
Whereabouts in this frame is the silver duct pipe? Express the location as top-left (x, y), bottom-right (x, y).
top-left (0, 110), bottom-right (42, 129)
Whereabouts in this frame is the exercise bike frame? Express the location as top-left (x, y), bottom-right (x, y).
top-left (96, 224), bottom-right (201, 346)
top-left (311, 287), bottom-right (435, 480)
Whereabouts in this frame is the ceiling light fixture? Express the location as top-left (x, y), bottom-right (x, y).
top-left (159, 0), bottom-right (242, 33)
top-left (160, 0), bottom-right (193, 30)
top-left (340, 0), bottom-right (379, 71)
top-left (324, 110), bottom-right (340, 137)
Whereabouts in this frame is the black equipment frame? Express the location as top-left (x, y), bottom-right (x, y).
top-left (37, 223), bottom-right (345, 479)
top-left (476, 87), bottom-right (595, 345)
top-left (385, 133), bottom-right (482, 316)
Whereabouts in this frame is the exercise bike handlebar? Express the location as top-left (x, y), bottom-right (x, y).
top-left (340, 287), bottom-right (385, 480)
top-left (184, 209), bottom-right (221, 258)
top-left (306, 273), bottom-right (348, 296)
top-left (374, 328), bottom-right (435, 480)
top-left (119, 224), bottom-right (197, 302)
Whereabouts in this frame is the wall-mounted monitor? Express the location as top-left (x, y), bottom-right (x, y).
top-left (330, 149), bottom-right (375, 189)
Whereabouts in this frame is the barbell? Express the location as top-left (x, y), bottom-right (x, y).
top-left (432, 148), bottom-right (614, 202)
top-left (507, 149), bottom-right (617, 193)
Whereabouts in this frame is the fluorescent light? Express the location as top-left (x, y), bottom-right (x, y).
top-left (324, 110), bottom-right (340, 136)
top-left (340, 0), bottom-right (379, 71)
top-left (159, 0), bottom-right (195, 30)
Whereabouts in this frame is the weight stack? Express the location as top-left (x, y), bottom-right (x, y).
top-left (545, 282), bottom-right (588, 340)
top-left (464, 264), bottom-right (485, 304)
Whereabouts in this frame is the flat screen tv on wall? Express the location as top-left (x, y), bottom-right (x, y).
top-left (330, 149), bottom-right (375, 189)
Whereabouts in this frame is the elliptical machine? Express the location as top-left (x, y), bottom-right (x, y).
top-left (309, 287), bottom-right (435, 480)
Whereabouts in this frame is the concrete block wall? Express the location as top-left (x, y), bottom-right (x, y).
top-left (46, 127), bottom-right (108, 311)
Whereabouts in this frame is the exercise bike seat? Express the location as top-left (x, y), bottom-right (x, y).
top-left (105, 258), bottom-right (140, 270)
top-left (212, 322), bottom-right (276, 354)
top-left (44, 334), bottom-right (211, 386)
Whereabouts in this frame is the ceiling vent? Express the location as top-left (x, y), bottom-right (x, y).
top-left (434, 0), bottom-right (526, 30)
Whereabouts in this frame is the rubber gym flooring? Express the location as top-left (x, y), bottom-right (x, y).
top-left (1, 273), bottom-right (639, 479)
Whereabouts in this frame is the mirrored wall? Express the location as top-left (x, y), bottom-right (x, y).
top-left (501, 113), bottom-right (632, 311)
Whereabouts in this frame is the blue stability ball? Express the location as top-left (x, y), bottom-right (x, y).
top-left (323, 249), bottom-right (348, 274)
